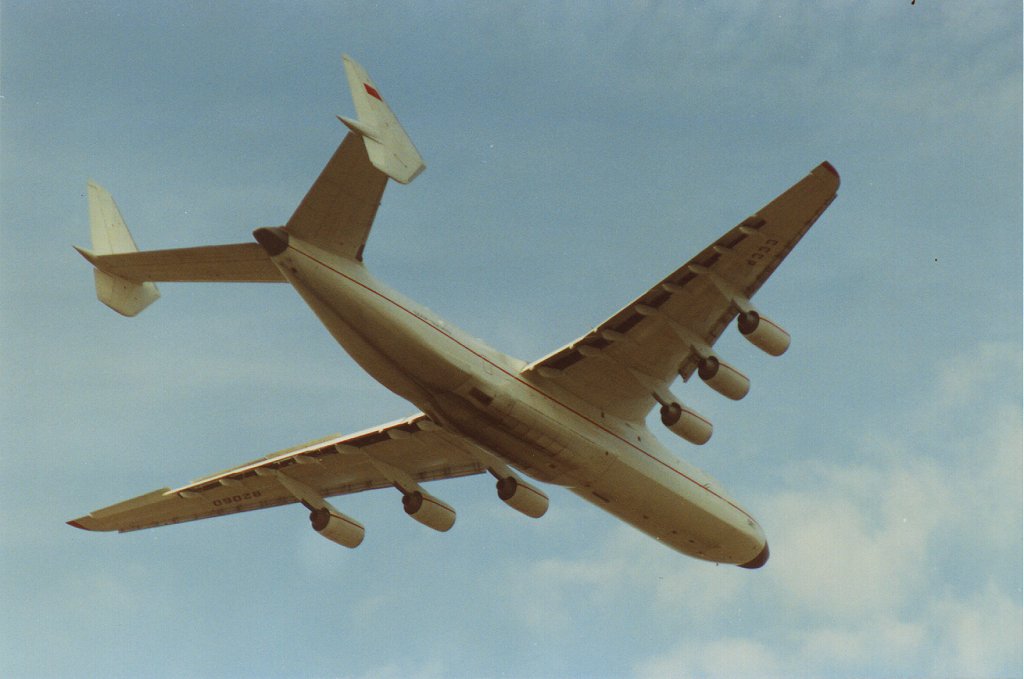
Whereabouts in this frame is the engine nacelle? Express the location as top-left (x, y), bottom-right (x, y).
top-left (697, 356), bottom-right (750, 401)
top-left (309, 507), bottom-right (365, 548)
top-left (660, 402), bottom-right (713, 445)
top-left (496, 476), bottom-right (549, 518)
top-left (738, 310), bottom-right (790, 356)
top-left (402, 490), bottom-right (456, 532)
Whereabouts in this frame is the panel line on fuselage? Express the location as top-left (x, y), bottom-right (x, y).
top-left (287, 244), bottom-right (757, 525)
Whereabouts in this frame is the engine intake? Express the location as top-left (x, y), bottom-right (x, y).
top-left (310, 507), bottom-right (365, 548)
top-left (738, 311), bottom-right (790, 356)
top-left (661, 402), bottom-right (713, 445)
top-left (496, 476), bottom-right (549, 518)
top-left (402, 490), bottom-right (456, 532)
top-left (697, 356), bottom-right (750, 400)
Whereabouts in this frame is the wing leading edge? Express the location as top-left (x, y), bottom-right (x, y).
top-left (524, 161), bottom-right (840, 423)
top-left (68, 415), bottom-right (485, 533)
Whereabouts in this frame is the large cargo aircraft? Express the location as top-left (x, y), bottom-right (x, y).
top-left (69, 55), bottom-right (840, 569)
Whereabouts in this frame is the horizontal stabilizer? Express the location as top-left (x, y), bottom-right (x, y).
top-left (85, 181), bottom-right (160, 316)
top-left (341, 54), bottom-right (425, 184)
top-left (76, 242), bottom-right (285, 283)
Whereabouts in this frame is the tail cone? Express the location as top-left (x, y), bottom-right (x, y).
top-left (253, 227), bottom-right (289, 256)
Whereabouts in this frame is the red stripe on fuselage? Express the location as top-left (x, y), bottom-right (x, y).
top-left (288, 245), bottom-right (757, 524)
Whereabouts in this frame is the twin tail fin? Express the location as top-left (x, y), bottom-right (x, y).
top-left (78, 54), bottom-right (423, 316)
top-left (78, 181), bottom-right (161, 317)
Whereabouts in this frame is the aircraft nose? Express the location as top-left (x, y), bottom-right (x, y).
top-left (253, 226), bottom-right (290, 256)
top-left (738, 541), bottom-right (769, 569)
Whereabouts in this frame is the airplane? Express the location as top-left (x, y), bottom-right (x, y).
top-left (69, 55), bottom-right (840, 569)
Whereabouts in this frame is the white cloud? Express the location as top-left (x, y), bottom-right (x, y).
top-left (796, 617), bottom-right (927, 671)
top-left (763, 456), bottom-right (954, 620)
top-left (584, 339), bottom-right (1022, 677)
top-left (497, 520), bottom-right (752, 638)
top-left (498, 531), bottom-right (633, 635)
top-left (634, 637), bottom-right (784, 679)
top-left (925, 583), bottom-right (1023, 677)
top-left (340, 657), bottom-right (447, 679)
top-left (759, 342), bottom-right (1021, 675)
top-left (934, 340), bottom-right (1021, 410)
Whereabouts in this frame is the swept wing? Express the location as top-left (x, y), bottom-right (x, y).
top-left (524, 162), bottom-right (840, 423)
top-left (69, 415), bottom-right (484, 533)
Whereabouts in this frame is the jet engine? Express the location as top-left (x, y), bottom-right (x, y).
top-left (738, 310), bottom-right (790, 356)
top-left (402, 490), bottom-right (456, 532)
top-left (697, 356), bottom-right (750, 401)
top-left (496, 476), bottom-right (549, 518)
top-left (309, 507), bottom-right (365, 548)
top-left (660, 402), bottom-right (713, 445)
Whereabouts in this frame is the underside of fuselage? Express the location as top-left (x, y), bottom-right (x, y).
top-left (260, 229), bottom-right (768, 567)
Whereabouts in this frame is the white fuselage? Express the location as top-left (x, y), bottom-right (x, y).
top-left (271, 236), bottom-right (766, 566)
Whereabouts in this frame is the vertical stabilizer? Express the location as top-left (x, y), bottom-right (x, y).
top-left (84, 181), bottom-right (160, 316)
top-left (339, 55), bottom-right (425, 184)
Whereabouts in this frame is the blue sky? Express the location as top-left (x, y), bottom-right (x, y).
top-left (2, 2), bottom-right (1020, 678)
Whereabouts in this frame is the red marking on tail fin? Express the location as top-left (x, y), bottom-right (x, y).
top-left (364, 84), bottom-right (382, 101)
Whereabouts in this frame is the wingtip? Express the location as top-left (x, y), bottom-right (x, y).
top-left (67, 518), bottom-right (95, 531)
top-left (819, 161), bottom-right (840, 185)
top-left (68, 515), bottom-right (120, 531)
